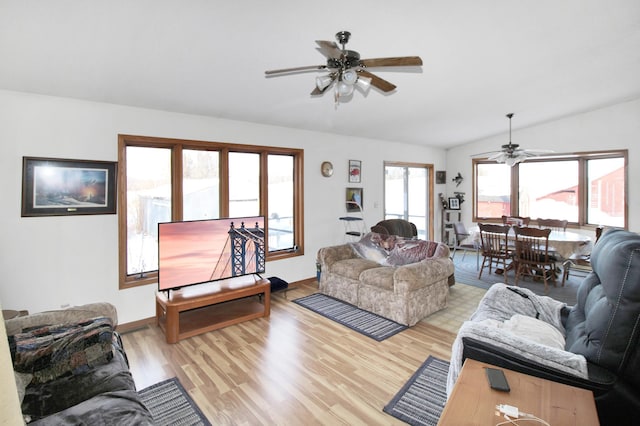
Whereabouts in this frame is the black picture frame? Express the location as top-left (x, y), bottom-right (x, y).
top-left (436, 170), bottom-right (446, 184)
top-left (21, 156), bottom-right (117, 217)
top-left (448, 197), bottom-right (460, 210)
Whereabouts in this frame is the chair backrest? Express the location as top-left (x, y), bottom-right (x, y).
top-left (502, 215), bottom-right (531, 226)
top-left (478, 223), bottom-right (510, 256)
top-left (536, 218), bottom-right (568, 232)
top-left (565, 229), bottom-right (640, 390)
top-left (512, 226), bottom-right (552, 263)
top-left (370, 219), bottom-right (417, 238)
top-left (453, 222), bottom-right (468, 238)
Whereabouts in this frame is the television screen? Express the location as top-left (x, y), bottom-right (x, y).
top-left (158, 216), bottom-right (265, 292)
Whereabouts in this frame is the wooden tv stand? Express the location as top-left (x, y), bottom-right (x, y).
top-left (155, 277), bottom-right (270, 344)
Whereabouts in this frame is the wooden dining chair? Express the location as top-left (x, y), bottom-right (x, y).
top-left (512, 226), bottom-right (557, 292)
top-left (501, 215), bottom-right (531, 226)
top-left (478, 223), bottom-right (512, 283)
top-left (536, 218), bottom-right (568, 232)
top-left (561, 225), bottom-right (604, 284)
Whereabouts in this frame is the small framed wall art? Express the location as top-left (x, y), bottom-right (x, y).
top-left (436, 170), bottom-right (446, 184)
top-left (21, 156), bottom-right (117, 217)
top-left (346, 187), bottom-right (363, 211)
top-left (448, 197), bottom-right (460, 210)
top-left (348, 159), bottom-right (361, 183)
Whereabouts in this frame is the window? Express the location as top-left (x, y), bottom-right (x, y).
top-left (473, 150), bottom-right (627, 228)
top-left (118, 135), bottom-right (304, 289)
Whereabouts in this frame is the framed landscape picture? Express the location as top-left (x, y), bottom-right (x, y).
top-left (21, 156), bottom-right (117, 217)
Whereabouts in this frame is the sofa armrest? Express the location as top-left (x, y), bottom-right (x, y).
top-left (393, 257), bottom-right (454, 292)
top-left (5, 303), bottom-right (118, 336)
top-left (317, 244), bottom-right (358, 270)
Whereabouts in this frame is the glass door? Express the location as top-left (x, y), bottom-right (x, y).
top-left (384, 162), bottom-right (432, 240)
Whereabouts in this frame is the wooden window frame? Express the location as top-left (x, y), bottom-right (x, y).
top-left (118, 134), bottom-right (304, 289)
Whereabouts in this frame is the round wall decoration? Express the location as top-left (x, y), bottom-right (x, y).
top-left (321, 161), bottom-right (334, 177)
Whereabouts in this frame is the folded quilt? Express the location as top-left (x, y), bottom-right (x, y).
top-left (10, 316), bottom-right (114, 384)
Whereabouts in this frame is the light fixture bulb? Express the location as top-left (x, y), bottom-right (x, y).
top-left (316, 75), bottom-right (333, 90)
top-left (342, 69), bottom-right (358, 85)
top-left (355, 76), bottom-right (372, 93)
top-left (336, 81), bottom-right (355, 97)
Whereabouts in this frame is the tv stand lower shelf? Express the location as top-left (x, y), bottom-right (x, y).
top-left (155, 279), bottom-right (270, 343)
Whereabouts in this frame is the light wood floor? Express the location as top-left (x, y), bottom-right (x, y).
top-left (121, 282), bottom-right (478, 425)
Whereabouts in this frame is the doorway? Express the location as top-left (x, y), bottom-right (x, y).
top-left (384, 162), bottom-right (434, 240)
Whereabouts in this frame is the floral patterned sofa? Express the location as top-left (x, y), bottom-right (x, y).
top-left (317, 232), bottom-right (454, 326)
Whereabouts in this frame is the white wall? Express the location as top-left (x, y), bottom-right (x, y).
top-left (0, 90), bottom-right (448, 324)
top-left (443, 98), bottom-right (640, 231)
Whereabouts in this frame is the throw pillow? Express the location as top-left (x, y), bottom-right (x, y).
top-left (384, 240), bottom-right (443, 266)
top-left (11, 316), bottom-right (114, 384)
top-left (350, 232), bottom-right (389, 264)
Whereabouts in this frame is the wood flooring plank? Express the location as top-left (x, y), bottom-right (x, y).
top-left (120, 282), bottom-right (464, 424)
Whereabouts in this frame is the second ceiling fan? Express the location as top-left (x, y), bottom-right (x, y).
top-left (265, 31), bottom-right (423, 102)
top-left (473, 113), bottom-right (554, 166)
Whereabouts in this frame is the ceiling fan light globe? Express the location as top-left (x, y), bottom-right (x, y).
top-left (337, 81), bottom-right (354, 97)
top-left (342, 69), bottom-right (358, 85)
top-left (316, 75), bottom-right (333, 90)
top-left (355, 76), bottom-right (372, 93)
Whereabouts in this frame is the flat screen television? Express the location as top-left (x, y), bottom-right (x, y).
top-left (158, 216), bottom-right (265, 292)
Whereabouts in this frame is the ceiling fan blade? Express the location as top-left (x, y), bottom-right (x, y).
top-left (315, 40), bottom-right (342, 59)
top-left (360, 56), bottom-right (423, 68)
top-left (358, 70), bottom-right (396, 92)
top-left (265, 65), bottom-right (327, 75)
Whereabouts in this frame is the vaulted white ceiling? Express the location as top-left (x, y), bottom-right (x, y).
top-left (1, 0), bottom-right (639, 148)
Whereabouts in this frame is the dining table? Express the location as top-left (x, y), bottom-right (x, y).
top-left (465, 225), bottom-right (592, 259)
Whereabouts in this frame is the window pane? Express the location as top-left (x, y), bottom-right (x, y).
top-left (268, 155), bottom-right (294, 251)
top-left (519, 161), bottom-right (579, 222)
top-left (587, 158), bottom-right (625, 226)
top-left (228, 152), bottom-right (260, 217)
top-left (183, 149), bottom-right (220, 221)
top-left (384, 166), bottom-right (405, 219)
top-left (126, 146), bottom-right (171, 275)
top-left (476, 163), bottom-right (511, 218)
top-left (407, 167), bottom-right (427, 239)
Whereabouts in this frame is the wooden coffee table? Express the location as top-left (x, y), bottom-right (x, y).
top-left (439, 358), bottom-right (599, 425)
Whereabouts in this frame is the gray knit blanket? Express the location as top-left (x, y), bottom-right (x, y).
top-left (446, 283), bottom-right (589, 396)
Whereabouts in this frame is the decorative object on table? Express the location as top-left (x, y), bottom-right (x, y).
top-left (452, 172), bottom-right (463, 186)
top-left (265, 31), bottom-right (422, 105)
top-left (292, 293), bottom-right (408, 341)
top-left (139, 377), bottom-right (211, 426)
top-left (448, 197), bottom-right (460, 210)
top-left (436, 170), bottom-right (446, 184)
top-left (383, 355), bottom-right (449, 426)
top-left (454, 191), bottom-right (465, 204)
top-left (346, 187), bottom-right (363, 211)
top-left (439, 193), bottom-right (448, 209)
top-left (320, 161), bottom-right (333, 177)
top-left (21, 156), bottom-right (117, 217)
top-left (348, 159), bottom-right (361, 183)
top-left (471, 113), bottom-right (553, 166)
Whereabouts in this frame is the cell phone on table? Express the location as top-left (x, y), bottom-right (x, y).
top-left (486, 367), bottom-right (510, 392)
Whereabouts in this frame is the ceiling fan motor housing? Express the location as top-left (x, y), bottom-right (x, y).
top-left (327, 51), bottom-right (361, 69)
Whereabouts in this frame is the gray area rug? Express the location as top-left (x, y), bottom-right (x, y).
top-left (452, 249), bottom-right (582, 305)
top-left (292, 293), bottom-right (408, 341)
top-left (384, 355), bottom-right (449, 426)
top-left (139, 377), bottom-right (211, 426)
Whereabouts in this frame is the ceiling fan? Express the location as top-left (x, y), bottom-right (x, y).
top-left (264, 31), bottom-right (422, 103)
top-left (473, 113), bottom-right (554, 166)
